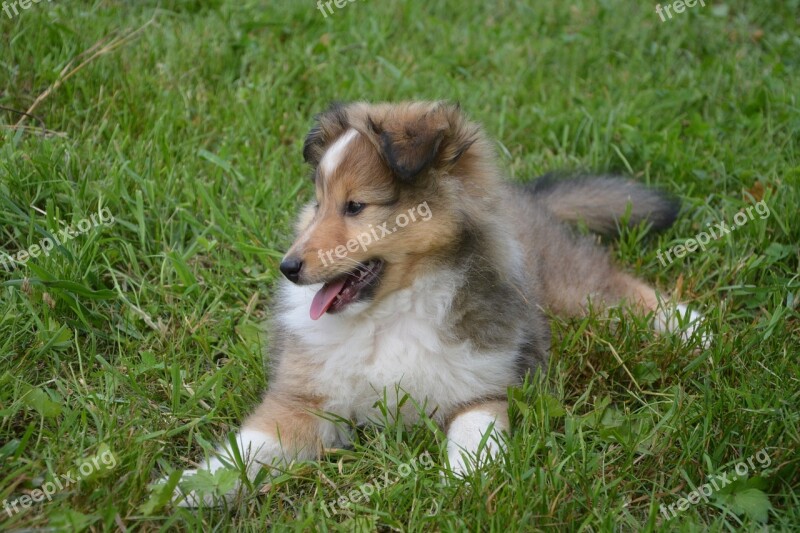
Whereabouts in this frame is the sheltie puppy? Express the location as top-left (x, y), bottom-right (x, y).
top-left (171, 101), bottom-right (709, 505)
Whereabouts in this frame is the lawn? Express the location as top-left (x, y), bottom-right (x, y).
top-left (1, 0), bottom-right (798, 530)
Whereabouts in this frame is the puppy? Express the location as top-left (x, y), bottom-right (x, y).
top-left (170, 101), bottom-right (708, 505)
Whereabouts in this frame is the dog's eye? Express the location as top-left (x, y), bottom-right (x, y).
top-left (345, 201), bottom-right (365, 216)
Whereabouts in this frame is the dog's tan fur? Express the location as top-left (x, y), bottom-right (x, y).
top-left (172, 102), bottom-right (706, 505)
top-left (292, 102), bottom-right (671, 319)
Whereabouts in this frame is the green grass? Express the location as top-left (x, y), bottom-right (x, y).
top-left (1, 0), bottom-right (798, 530)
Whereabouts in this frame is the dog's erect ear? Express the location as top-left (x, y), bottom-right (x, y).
top-left (369, 102), bottom-right (478, 184)
top-left (303, 102), bottom-right (351, 167)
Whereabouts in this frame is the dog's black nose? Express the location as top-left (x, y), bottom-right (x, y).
top-left (279, 257), bottom-right (303, 283)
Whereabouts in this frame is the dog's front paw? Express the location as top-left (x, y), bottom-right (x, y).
top-left (653, 303), bottom-right (712, 348)
top-left (446, 448), bottom-right (473, 479)
top-left (156, 457), bottom-right (244, 508)
top-left (161, 428), bottom-right (280, 507)
top-left (171, 470), bottom-right (223, 507)
top-left (171, 467), bottom-right (242, 507)
top-left (445, 443), bottom-right (503, 480)
top-left (445, 409), bottom-right (507, 479)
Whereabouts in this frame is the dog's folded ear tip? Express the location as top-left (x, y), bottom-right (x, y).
top-left (380, 127), bottom-right (445, 183)
top-left (302, 103), bottom-right (353, 166)
top-left (366, 115), bottom-right (382, 134)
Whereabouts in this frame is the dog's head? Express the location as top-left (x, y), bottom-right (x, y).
top-left (280, 101), bottom-right (491, 320)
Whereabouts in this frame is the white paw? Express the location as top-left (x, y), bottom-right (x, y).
top-left (162, 428), bottom-right (279, 507)
top-left (447, 449), bottom-right (474, 478)
top-left (173, 471), bottom-right (230, 507)
top-left (157, 456), bottom-right (242, 508)
top-left (653, 303), bottom-right (712, 348)
top-left (446, 410), bottom-right (506, 477)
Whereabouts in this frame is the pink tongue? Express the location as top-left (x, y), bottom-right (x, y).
top-left (310, 278), bottom-right (348, 320)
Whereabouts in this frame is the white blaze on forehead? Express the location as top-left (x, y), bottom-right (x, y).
top-left (320, 128), bottom-right (359, 178)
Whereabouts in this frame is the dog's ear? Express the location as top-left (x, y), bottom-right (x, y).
top-left (369, 102), bottom-right (478, 184)
top-left (372, 115), bottom-right (446, 183)
top-left (303, 102), bottom-right (351, 168)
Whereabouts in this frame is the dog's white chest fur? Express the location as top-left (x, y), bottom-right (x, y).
top-left (279, 271), bottom-right (518, 425)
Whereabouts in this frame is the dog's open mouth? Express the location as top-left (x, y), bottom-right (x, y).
top-left (309, 259), bottom-right (385, 320)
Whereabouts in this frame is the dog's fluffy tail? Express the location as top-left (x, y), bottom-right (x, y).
top-left (525, 174), bottom-right (680, 236)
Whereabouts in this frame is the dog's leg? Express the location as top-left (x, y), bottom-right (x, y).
top-left (173, 392), bottom-right (335, 506)
top-left (533, 226), bottom-right (711, 347)
top-left (445, 400), bottom-right (509, 477)
top-left (596, 270), bottom-right (711, 347)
